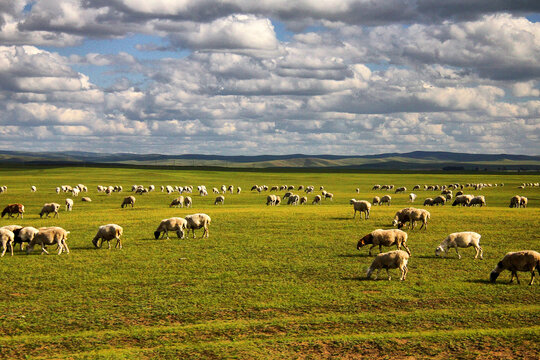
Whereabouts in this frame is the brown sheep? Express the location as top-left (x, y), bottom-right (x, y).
top-left (357, 229), bottom-right (411, 256)
top-left (490, 251), bottom-right (540, 285)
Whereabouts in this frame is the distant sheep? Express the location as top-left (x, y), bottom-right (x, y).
top-left (350, 199), bottom-right (371, 220)
top-left (300, 196), bottom-right (308, 205)
top-left (65, 198), bottom-right (73, 211)
top-left (357, 229), bottom-right (411, 256)
top-left (452, 195), bottom-right (473, 207)
top-left (324, 192), bottom-right (334, 201)
top-left (469, 195), bottom-right (486, 207)
top-left (184, 196), bottom-right (192, 208)
top-left (520, 196), bottom-right (528, 208)
top-left (312, 195), bottom-right (322, 205)
top-left (170, 196), bottom-right (184, 208)
top-left (27, 227), bottom-right (70, 255)
top-left (1, 204), bottom-right (24, 218)
top-left (380, 195), bottom-right (391, 206)
top-left (395, 187), bottom-right (406, 193)
top-left (366, 250), bottom-right (409, 281)
top-left (267, 195), bottom-right (277, 206)
top-left (509, 195), bottom-right (521, 208)
top-left (214, 195), bottom-right (225, 205)
top-left (185, 213), bottom-right (211, 238)
top-left (490, 251), bottom-right (540, 285)
top-left (372, 196), bottom-right (380, 206)
top-left (435, 232), bottom-right (483, 259)
top-left (432, 195), bottom-right (446, 206)
top-left (92, 224), bottom-right (124, 249)
top-left (31, 186), bottom-right (37, 192)
top-left (121, 196), bottom-right (136, 208)
top-left (423, 198), bottom-right (433, 206)
top-left (409, 193), bottom-right (417, 202)
top-left (39, 203), bottom-right (60, 218)
top-left (82, 197), bottom-right (92, 202)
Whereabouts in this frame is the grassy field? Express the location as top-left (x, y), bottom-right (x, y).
top-left (0, 166), bottom-right (538, 359)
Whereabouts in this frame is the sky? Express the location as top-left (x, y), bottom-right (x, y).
top-left (0, 1), bottom-right (539, 156)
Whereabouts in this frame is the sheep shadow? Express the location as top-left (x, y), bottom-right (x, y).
top-left (466, 279), bottom-right (492, 285)
top-left (337, 253), bottom-right (372, 258)
top-left (341, 276), bottom-right (371, 282)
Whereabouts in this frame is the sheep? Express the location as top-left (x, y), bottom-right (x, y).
top-left (395, 187), bottom-right (406, 193)
top-left (324, 192), bottom-right (334, 201)
top-left (312, 195), bottom-right (322, 205)
top-left (423, 198), bottom-right (433, 206)
top-left (154, 218), bottom-right (187, 240)
top-left (392, 208), bottom-right (413, 228)
top-left (149, 185), bottom-right (155, 192)
top-left (275, 196), bottom-right (281, 206)
top-left (121, 196), bottom-right (136, 208)
top-left (31, 185), bottom-right (37, 192)
top-left (350, 199), bottom-right (371, 220)
top-left (300, 196), bottom-right (308, 205)
top-left (27, 227), bottom-right (70, 255)
top-left (288, 194), bottom-right (300, 205)
top-left (372, 185), bottom-right (381, 190)
top-left (213, 187), bottom-right (220, 194)
top-left (490, 251), bottom-right (540, 285)
top-left (412, 185), bottom-right (420, 191)
top-left (469, 195), bottom-right (486, 207)
top-left (0, 224), bottom-right (22, 232)
top-left (357, 229), bottom-right (411, 256)
top-left (72, 188), bottom-right (80, 197)
top-left (380, 195), bottom-right (391, 206)
top-left (520, 197), bottom-right (528, 208)
top-left (12, 226), bottom-right (39, 251)
top-left (372, 196), bottom-right (380, 206)
top-left (65, 198), bottom-right (73, 211)
top-left (0, 228), bottom-right (15, 257)
top-left (509, 195), bottom-right (521, 208)
top-left (237, 187), bottom-right (241, 194)
top-left (266, 194), bottom-right (277, 206)
top-left (170, 196), bottom-right (184, 208)
top-left (270, 186), bottom-right (278, 192)
top-left (39, 203), bottom-right (60, 218)
top-left (435, 232), bottom-right (483, 259)
top-left (366, 250), bottom-right (409, 281)
top-left (409, 193), bottom-right (417, 202)
top-left (90, 224), bottom-right (124, 249)
top-left (214, 195), bottom-right (225, 205)
top-left (185, 213), bottom-right (211, 238)
top-left (356, 188), bottom-right (360, 193)
top-left (81, 197), bottom-right (92, 202)
top-left (432, 195), bottom-right (446, 206)
top-left (1, 204), bottom-right (24, 219)
top-left (56, 187), bottom-right (61, 194)
top-left (452, 195), bottom-right (473, 207)
top-left (184, 196), bottom-right (192, 208)
top-left (401, 208), bottom-right (430, 230)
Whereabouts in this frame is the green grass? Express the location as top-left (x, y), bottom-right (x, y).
top-left (0, 166), bottom-right (539, 359)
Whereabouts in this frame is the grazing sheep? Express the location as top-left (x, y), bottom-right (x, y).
top-left (12, 226), bottom-right (38, 250)
top-left (270, 186), bottom-right (279, 192)
top-left (31, 186), bottom-right (37, 192)
top-left (65, 198), bottom-right (73, 211)
top-left (0, 228), bottom-right (14, 257)
top-left (372, 196), bottom-right (381, 206)
top-left (435, 232), bottom-right (483, 259)
top-left (213, 187), bottom-right (220, 194)
top-left (39, 203), bottom-right (60, 218)
top-left (184, 196), bottom-right (192, 208)
top-left (452, 195), bottom-right (473, 207)
top-left (372, 185), bottom-right (381, 190)
top-left (356, 188), bottom-right (360, 193)
top-left (1, 204), bottom-right (24, 219)
top-left (237, 187), bottom-right (241, 194)
top-left (275, 196), bottom-right (281, 206)
top-left (412, 185), bottom-right (420, 190)
top-left (423, 198), bottom-right (434, 206)
top-left (509, 195), bottom-right (522, 208)
top-left (27, 227), bottom-right (70, 255)
top-left (357, 229), bottom-right (411, 256)
top-left (56, 187), bottom-right (61, 194)
top-left (409, 193), bottom-right (417, 202)
top-left (300, 196), bottom-right (308, 205)
top-left (490, 251), bottom-right (540, 285)
top-left (170, 196), bottom-right (184, 208)
top-left (154, 218), bottom-right (187, 240)
top-left (469, 195), bottom-right (486, 207)
top-left (350, 199), bottom-right (371, 220)
top-left (312, 195), bottom-right (322, 205)
top-left (72, 188), bottom-right (80, 197)
top-left (214, 195), bottom-right (225, 205)
top-left (432, 195), bottom-right (446, 206)
top-left (82, 197), bottom-right (92, 202)
top-left (121, 196), bottom-right (136, 208)
top-left (288, 194), bottom-right (300, 205)
top-left (520, 196), bottom-right (528, 208)
top-left (400, 208), bottom-right (430, 230)
top-left (92, 224), bottom-right (124, 249)
top-left (366, 250), bottom-right (409, 281)
top-left (325, 192), bottom-right (334, 201)
top-left (185, 213), bottom-right (211, 238)
top-left (392, 208), bottom-right (413, 228)
top-left (395, 187), bottom-right (406, 193)
top-left (267, 194), bottom-right (277, 206)
top-left (380, 195), bottom-right (391, 206)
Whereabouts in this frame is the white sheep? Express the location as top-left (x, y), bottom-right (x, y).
top-left (170, 196), bottom-right (184, 208)
top-left (154, 218), bottom-right (187, 240)
top-left (92, 224), bottom-right (124, 249)
top-left (372, 196), bottom-right (380, 206)
top-left (65, 198), bottom-right (73, 212)
top-left (31, 185), bottom-right (37, 192)
top-left (82, 197), bottom-right (92, 202)
top-left (409, 193), bottom-right (417, 202)
top-left (312, 195), bottom-right (322, 205)
top-left (185, 213), bottom-right (211, 238)
top-left (397, 208), bottom-right (430, 230)
top-left (12, 226), bottom-right (39, 250)
top-left (435, 232), bottom-right (483, 259)
top-left (366, 250), bottom-right (409, 281)
top-left (267, 195), bottom-right (277, 206)
top-left (39, 203), bottom-right (60, 218)
top-left (490, 251), bottom-right (540, 285)
top-left (300, 196), bottom-right (308, 205)
top-left (184, 196), bottom-right (192, 208)
top-left (0, 228), bottom-right (14, 257)
top-left (27, 227), bottom-right (70, 255)
top-left (469, 195), bottom-right (486, 207)
top-left (214, 195), bottom-right (225, 205)
top-left (452, 195), bottom-right (473, 206)
top-left (350, 199), bottom-right (371, 220)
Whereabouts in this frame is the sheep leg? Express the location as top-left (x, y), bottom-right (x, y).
top-left (353, 210), bottom-right (356, 219)
top-left (107, 240), bottom-right (111, 250)
top-left (386, 269), bottom-right (391, 281)
top-left (454, 247), bottom-right (461, 259)
top-left (57, 242), bottom-right (63, 255)
top-left (41, 245), bottom-right (49, 255)
top-left (9, 240), bottom-right (13, 256)
top-left (62, 240), bottom-right (70, 254)
top-left (116, 238), bottom-right (122, 249)
top-left (0, 243), bottom-right (6, 257)
top-left (368, 244), bottom-right (376, 256)
top-left (510, 271), bottom-right (519, 284)
top-left (403, 245), bottom-right (411, 256)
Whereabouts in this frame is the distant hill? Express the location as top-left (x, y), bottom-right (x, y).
top-left (0, 150), bottom-right (539, 171)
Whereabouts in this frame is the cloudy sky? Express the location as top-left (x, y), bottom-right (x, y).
top-left (0, 1), bottom-right (539, 155)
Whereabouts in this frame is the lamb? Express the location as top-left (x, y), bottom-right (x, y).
top-left (169, 196), bottom-right (184, 208)
top-left (409, 193), bottom-right (417, 202)
top-left (380, 195), bottom-right (391, 206)
top-left (490, 251), bottom-right (540, 285)
top-left (184, 196), bottom-right (192, 208)
top-left (214, 195), bottom-right (225, 205)
top-left (1, 204), bottom-right (24, 218)
top-left (469, 195), bottom-right (486, 207)
top-left (121, 196), bottom-right (136, 208)
top-left (435, 232), bottom-right (483, 259)
top-left (39, 203), bottom-right (60, 218)
top-left (81, 197), bottom-right (92, 202)
top-left (12, 226), bottom-right (39, 250)
top-left (357, 229), bottom-right (411, 256)
top-left (65, 198), bottom-right (73, 211)
top-left (0, 228), bottom-right (14, 257)
top-left (366, 250), bottom-right (409, 281)
top-left (509, 195), bottom-right (522, 208)
top-left (452, 195), bottom-right (473, 207)
top-left (372, 196), bottom-right (380, 206)
top-left (185, 213), bottom-right (211, 238)
top-left (91, 224), bottom-right (124, 249)
top-left (312, 195), bottom-right (322, 205)
top-left (350, 199), bottom-right (371, 220)
top-left (27, 227), bottom-right (70, 255)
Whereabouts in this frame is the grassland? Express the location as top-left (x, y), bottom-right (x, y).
top-left (0, 166), bottom-right (538, 359)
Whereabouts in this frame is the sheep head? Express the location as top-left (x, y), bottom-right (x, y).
top-left (435, 246), bottom-right (445, 257)
top-left (357, 234), bottom-right (373, 249)
top-left (154, 231), bottom-right (161, 240)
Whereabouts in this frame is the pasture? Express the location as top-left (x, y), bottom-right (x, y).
top-left (0, 166), bottom-right (538, 359)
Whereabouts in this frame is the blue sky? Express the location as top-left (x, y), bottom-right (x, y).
top-left (0, 1), bottom-right (538, 155)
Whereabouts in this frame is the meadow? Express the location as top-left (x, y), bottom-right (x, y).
top-left (0, 166), bottom-right (538, 359)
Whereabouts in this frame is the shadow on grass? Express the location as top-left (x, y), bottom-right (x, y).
top-left (466, 279), bottom-right (492, 284)
top-left (341, 276), bottom-right (371, 282)
top-left (337, 253), bottom-right (372, 258)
